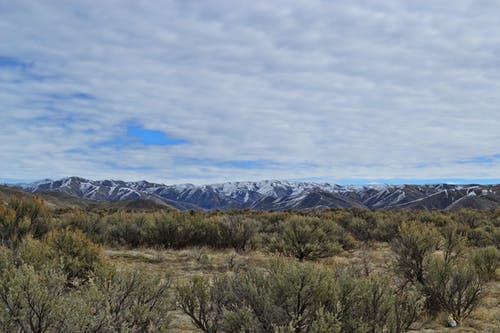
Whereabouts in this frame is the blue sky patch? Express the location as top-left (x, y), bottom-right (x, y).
top-left (91, 125), bottom-right (188, 149)
top-left (127, 125), bottom-right (187, 146)
top-left (0, 56), bottom-right (31, 69)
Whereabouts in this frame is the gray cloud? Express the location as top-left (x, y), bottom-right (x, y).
top-left (1, 0), bottom-right (499, 184)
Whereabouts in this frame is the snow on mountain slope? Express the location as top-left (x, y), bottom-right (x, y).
top-left (16, 177), bottom-right (500, 210)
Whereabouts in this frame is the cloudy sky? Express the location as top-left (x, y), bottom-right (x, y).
top-left (1, 0), bottom-right (499, 185)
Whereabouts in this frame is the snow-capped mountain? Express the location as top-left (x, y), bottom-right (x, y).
top-left (16, 177), bottom-right (500, 210)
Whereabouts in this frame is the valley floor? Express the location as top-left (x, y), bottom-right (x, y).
top-left (105, 244), bottom-right (500, 333)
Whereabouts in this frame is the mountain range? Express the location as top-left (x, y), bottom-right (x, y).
top-left (4, 177), bottom-right (500, 210)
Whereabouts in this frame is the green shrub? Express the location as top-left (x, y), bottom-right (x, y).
top-left (372, 218), bottom-right (401, 242)
top-left (56, 267), bottom-right (172, 332)
top-left (19, 237), bottom-right (52, 270)
top-left (94, 268), bottom-right (172, 332)
top-left (441, 222), bottom-right (468, 264)
top-left (176, 275), bottom-right (225, 333)
top-left (60, 210), bottom-right (105, 243)
top-left (0, 265), bottom-right (66, 333)
top-left (0, 196), bottom-right (53, 267)
top-left (221, 306), bottom-right (258, 333)
top-left (218, 217), bottom-right (258, 251)
top-left (269, 216), bottom-right (342, 261)
top-left (467, 227), bottom-right (495, 247)
top-left (392, 222), bottom-right (441, 284)
top-left (330, 269), bottom-right (422, 333)
top-left (178, 259), bottom-right (424, 333)
top-left (389, 286), bottom-right (424, 333)
top-left (6, 195), bottom-right (52, 238)
top-left (471, 246), bottom-right (499, 281)
top-left (358, 275), bottom-right (393, 332)
top-left (45, 228), bottom-right (103, 282)
top-left (424, 258), bottom-right (483, 322)
top-left (151, 212), bottom-right (179, 247)
top-left (346, 217), bottom-right (374, 242)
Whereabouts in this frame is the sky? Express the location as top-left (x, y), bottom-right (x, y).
top-left (1, 0), bottom-right (499, 185)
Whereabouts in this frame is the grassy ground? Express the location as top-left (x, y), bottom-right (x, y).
top-left (105, 244), bottom-right (499, 333)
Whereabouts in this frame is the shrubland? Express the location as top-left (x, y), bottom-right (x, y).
top-left (0, 195), bottom-right (498, 332)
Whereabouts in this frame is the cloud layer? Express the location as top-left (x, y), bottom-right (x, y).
top-left (1, 0), bottom-right (499, 184)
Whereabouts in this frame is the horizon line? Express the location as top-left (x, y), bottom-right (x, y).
top-left (1, 176), bottom-right (500, 187)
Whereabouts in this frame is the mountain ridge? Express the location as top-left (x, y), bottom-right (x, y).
top-left (8, 177), bottom-right (500, 210)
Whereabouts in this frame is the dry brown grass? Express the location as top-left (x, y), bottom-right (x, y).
top-left (104, 245), bottom-right (500, 333)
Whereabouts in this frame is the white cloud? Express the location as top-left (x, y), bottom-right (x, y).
top-left (1, 0), bottom-right (499, 184)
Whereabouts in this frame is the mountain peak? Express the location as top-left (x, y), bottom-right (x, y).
top-left (14, 177), bottom-right (500, 211)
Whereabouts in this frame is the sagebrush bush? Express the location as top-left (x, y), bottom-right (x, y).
top-left (45, 228), bottom-right (103, 282)
top-left (0, 265), bottom-right (66, 333)
top-left (424, 258), bottom-right (483, 322)
top-left (372, 217), bottom-right (401, 242)
top-left (86, 268), bottom-right (173, 332)
top-left (49, 203), bottom-right (500, 259)
top-left (177, 259), bottom-right (424, 333)
top-left (0, 195), bottom-right (52, 266)
top-left (440, 222), bottom-right (468, 264)
top-left (59, 210), bottom-right (105, 242)
top-left (217, 216), bottom-right (258, 251)
top-left (392, 222), bottom-right (441, 284)
top-left (269, 216), bottom-right (342, 261)
top-left (390, 286), bottom-right (425, 333)
top-left (19, 237), bottom-right (52, 270)
top-left (471, 246), bottom-right (499, 281)
top-left (0, 248), bottom-right (173, 333)
top-left (176, 275), bottom-right (224, 333)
